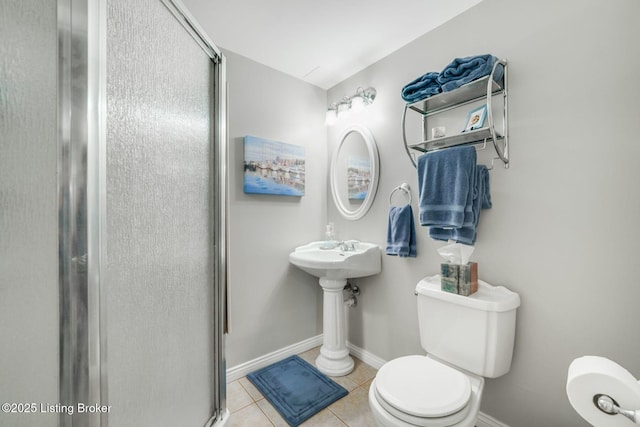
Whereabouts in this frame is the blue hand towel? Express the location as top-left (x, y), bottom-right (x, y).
top-left (386, 204), bottom-right (417, 257)
top-left (437, 54), bottom-right (503, 92)
top-left (401, 71), bottom-right (441, 103)
top-left (429, 165), bottom-right (491, 245)
top-left (417, 146), bottom-right (477, 228)
top-left (480, 165), bottom-right (492, 210)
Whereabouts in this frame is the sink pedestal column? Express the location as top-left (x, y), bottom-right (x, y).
top-left (315, 278), bottom-right (354, 377)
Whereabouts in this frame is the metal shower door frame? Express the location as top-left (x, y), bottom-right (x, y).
top-left (57, 0), bottom-right (228, 425)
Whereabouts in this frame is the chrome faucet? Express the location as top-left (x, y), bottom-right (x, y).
top-left (337, 241), bottom-right (357, 251)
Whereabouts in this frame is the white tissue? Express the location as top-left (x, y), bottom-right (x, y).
top-left (567, 355), bottom-right (640, 426)
top-left (437, 243), bottom-right (474, 265)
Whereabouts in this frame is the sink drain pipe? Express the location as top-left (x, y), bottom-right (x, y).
top-left (344, 280), bottom-right (360, 307)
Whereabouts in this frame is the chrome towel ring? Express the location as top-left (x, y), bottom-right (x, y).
top-left (389, 183), bottom-right (412, 205)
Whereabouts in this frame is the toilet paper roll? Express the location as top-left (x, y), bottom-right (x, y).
top-left (567, 356), bottom-right (640, 426)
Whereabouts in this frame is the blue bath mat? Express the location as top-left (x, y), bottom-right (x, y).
top-left (247, 355), bottom-right (348, 426)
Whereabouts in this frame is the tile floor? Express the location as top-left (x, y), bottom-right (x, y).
top-left (226, 346), bottom-right (378, 427)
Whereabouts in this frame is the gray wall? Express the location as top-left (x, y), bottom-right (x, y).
top-left (188, 0), bottom-right (640, 425)
top-left (327, 0), bottom-right (640, 426)
top-left (224, 50), bottom-right (326, 367)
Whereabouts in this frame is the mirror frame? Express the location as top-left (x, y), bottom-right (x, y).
top-left (330, 124), bottom-right (380, 220)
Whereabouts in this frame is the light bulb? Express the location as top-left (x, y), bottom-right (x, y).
top-left (351, 96), bottom-right (365, 112)
top-left (325, 109), bottom-right (337, 126)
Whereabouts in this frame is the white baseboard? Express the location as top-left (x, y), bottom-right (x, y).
top-left (226, 335), bottom-right (509, 427)
top-left (225, 334), bottom-right (323, 382)
top-left (476, 411), bottom-right (510, 427)
top-left (346, 341), bottom-right (387, 370)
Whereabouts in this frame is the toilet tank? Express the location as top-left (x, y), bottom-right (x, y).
top-left (415, 275), bottom-right (520, 378)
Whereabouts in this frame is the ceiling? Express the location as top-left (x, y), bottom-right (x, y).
top-left (182, 0), bottom-right (483, 89)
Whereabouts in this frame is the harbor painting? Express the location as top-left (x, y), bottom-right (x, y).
top-left (347, 156), bottom-right (371, 201)
top-left (243, 136), bottom-right (305, 197)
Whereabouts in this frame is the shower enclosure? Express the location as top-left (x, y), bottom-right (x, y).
top-left (0, 0), bottom-right (228, 426)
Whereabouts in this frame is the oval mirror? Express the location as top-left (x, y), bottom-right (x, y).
top-left (330, 125), bottom-right (380, 220)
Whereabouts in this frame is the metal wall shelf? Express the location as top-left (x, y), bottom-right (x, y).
top-left (408, 127), bottom-right (503, 152)
top-left (407, 75), bottom-right (504, 116)
top-left (402, 59), bottom-right (509, 168)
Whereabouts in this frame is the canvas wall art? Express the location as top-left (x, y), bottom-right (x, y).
top-left (243, 136), bottom-right (305, 197)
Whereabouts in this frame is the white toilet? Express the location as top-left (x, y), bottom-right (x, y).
top-left (369, 275), bottom-right (520, 427)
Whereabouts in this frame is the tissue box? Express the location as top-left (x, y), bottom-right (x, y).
top-left (440, 262), bottom-right (478, 296)
top-left (440, 263), bottom-right (459, 294)
top-left (458, 262), bottom-right (478, 296)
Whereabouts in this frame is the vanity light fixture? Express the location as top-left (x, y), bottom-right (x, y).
top-left (325, 87), bottom-right (377, 126)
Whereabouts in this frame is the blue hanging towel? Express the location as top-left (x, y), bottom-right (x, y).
top-left (386, 204), bottom-right (417, 257)
top-left (437, 54), bottom-right (503, 92)
top-left (480, 164), bottom-right (492, 210)
top-left (429, 164), bottom-right (491, 245)
top-left (417, 146), bottom-right (477, 229)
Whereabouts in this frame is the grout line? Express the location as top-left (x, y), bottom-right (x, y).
top-left (327, 380), bottom-right (368, 426)
top-left (237, 379), bottom-right (255, 402)
top-left (228, 379), bottom-right (258, 414)
top-left (254, 402), bottom-right (276, 427)
top-left (327, 406), bottom-right (349, 427)
top-left (232, 400), bottom-right (255, 415)
top-left (327, 396), bottom-right (357, 427)
top-left (327, 403), bottom-right (349, 426)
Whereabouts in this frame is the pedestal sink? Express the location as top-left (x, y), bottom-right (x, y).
top-left (289, 241), bottom-right (382, 376)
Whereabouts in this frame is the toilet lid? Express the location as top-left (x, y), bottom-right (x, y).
top-left (375, 355), bottom-right (471, 418)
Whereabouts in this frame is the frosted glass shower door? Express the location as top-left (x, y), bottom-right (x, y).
top-left (0, 1), bottom-right (59, 426)
top-left (105, 0), bottom-right (219, 425)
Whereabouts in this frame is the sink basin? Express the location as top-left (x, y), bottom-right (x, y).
top-left (289, 241), bottom-right (382, 280)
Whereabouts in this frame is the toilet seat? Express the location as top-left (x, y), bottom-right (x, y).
top-left (373, 355), bottom-right (472, 426)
